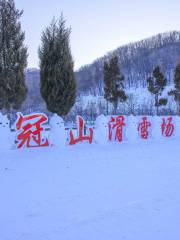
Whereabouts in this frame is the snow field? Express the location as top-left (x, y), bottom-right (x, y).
top-left (0, 139), bottom-right (180, 240)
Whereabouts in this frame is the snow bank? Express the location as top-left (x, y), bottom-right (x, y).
top-left (49, 114), bottom-right (67, 147)
top-left (0, 113), bottom-right (14, 149)
top-left (0, 113), bottom-right (180, 149)
top-left (94, 114), bottom-right (109, 144)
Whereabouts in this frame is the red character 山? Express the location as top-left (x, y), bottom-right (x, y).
top-left (69, 116), bottom-right (93, 145)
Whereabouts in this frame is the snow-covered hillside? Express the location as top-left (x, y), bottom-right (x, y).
top-left (76, 31), bottom-right (180, 94)
top-left (0, 140), bottom-right (180, 240)
top-left (23, 31), bottom-right (180, 116)
top-left (73, 86), bottom-right (177, 119)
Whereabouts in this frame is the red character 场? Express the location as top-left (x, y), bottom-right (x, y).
top-left (161, 117), bottom-right (174, 137)
top-left (16, 113), bottom-right (49, 148)
top-left (108, 116), bottom-right (126, 142)
top-left (138, 117), bottom-right (151, 139)
top-left (69, 116), bottom-right (93, 145)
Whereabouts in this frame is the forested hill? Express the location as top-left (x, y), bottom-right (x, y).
top-left (75, 31), bottom-right (180, 95)
top-left (25, 30), bottom-right (180, 106)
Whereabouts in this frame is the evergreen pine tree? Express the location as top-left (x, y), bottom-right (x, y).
top-left (39, 15), bottom-right (76, 116)
top-left (169, 62), bottom-right (180, 115)
top-left (103, 61), bottom-right (111, 115)
top-left (0, 0), bottom-right (28, 111)
top-left (103, 56), bottom-right (127, 114)
top-left (147, 66), bottom-right (167, 115)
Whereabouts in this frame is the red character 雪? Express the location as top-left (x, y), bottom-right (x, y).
top-left (138, 117), bottom-right (151, 139)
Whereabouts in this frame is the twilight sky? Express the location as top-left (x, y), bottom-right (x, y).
top-left (16, 0), bottom-right (180, 70)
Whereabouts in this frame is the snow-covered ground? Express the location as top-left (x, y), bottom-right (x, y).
top-left (0, 140), bottom-right (180, 240)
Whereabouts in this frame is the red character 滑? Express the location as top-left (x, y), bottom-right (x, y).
top-left (69, 116), bottom-right (93, 145)
top-left (108, 116), bottom-right (126, 142)
top-left (16, 113), bottom-right (49, 148)
top-left (138, 117), bottom-right (151, 139)
top-left (161, 117), bottom-right (174, 137)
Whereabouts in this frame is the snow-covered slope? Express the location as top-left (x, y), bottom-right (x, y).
top-left (0, 140), bottom-right (179, 240)
top-left (23, 31), bottom-right (180, 116)
top-left (74, 85), bottom-right (177, 117)
top-left (76, 31), bottom-right (180, 94)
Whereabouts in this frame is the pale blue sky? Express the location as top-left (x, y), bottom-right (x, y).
top-left (16, 0), bottom-right (180, 70)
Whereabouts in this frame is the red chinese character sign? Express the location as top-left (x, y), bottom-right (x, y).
top-left (69, 116), bottom-right (93, 145)
top-left (138, 117), bottom-right (151, 139)
top-left (8, 113), bottom-right (178, 150)
top-left (161, 117), bottom-right (174, 137)
top-left (16, 113), bottom-right (49, 148)
top-left (108, 116), bottom-right (126, 142)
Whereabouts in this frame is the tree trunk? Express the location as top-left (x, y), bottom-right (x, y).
top-left (156, 106), bottom-right (159, 116)
top-left (106, 100), bottom-right (109, 115)
top-left (7, 108), bottom-right (13, 129)
top-left (155, 94), bottom-right (159, 116)
top-left (178, 102), bottom-right (180, 116)
top-left (113, 102), bottom-right (118, 115)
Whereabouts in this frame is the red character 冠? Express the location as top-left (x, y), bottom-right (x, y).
top-left (138, 117), bottom-right (151, 139)
top-left (69, 116), bottom-right (93, 145)
top-left (16, 113), bottom-right (49, 148)
top-left (108, 116), bottom-right (126, 142)
top-left (161, 117), bottom-right (174, 137)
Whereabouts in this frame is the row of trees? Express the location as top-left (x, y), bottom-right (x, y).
top-left (0, 0), bottom-right (76, 117)
top-left (147, 64), bottom-right (180, 115)
top-left (103, 56), bottom-right (127, 114)
top-left (0, 0), bottom-right (180, 118)
top-left (103, 56), bottom-right (180, 116)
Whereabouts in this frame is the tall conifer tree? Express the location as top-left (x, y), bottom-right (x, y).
top-left (147, 66), bottom-right (167, 115)
top-left (0, 0), bottom-right (28, 111)
top-left (39, 15), bottom-right (76, 116)
top-left (103, 56), bottom-right (127, 114)
top-left (169, 62), bottom-right (180, 115)
top-left (103, 61), bottom-right (111, 115)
